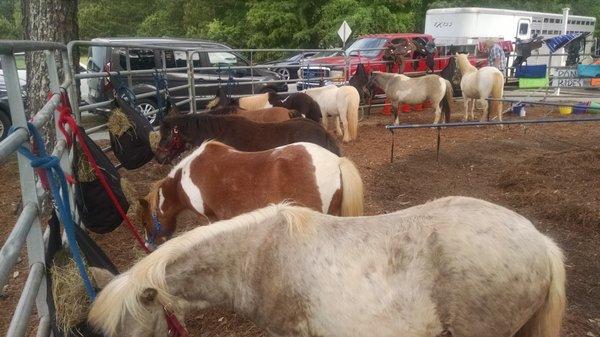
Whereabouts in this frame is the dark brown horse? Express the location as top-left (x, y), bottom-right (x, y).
top-left (263, 90), bottom-right (323, 124)
top-left (155, 113), bottom-right (340, 163)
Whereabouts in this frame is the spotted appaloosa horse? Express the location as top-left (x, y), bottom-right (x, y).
top-left (139, 140), bottom-right (363, 247)
top-left (89, 196), bottom-right (565, 337)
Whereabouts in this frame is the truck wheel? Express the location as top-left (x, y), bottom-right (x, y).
top-left (276, 68), bottom-right (291, 80)
top-left (136, 98), bottom-right (160, 126)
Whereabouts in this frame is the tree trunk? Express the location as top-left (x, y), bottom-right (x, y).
top-left (21, 0), bottom-right (78, 144)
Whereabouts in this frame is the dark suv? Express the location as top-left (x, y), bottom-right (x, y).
top-left (86, 37), bottom-right (288, 116)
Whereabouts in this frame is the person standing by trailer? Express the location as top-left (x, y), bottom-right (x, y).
top-left (487, 40), bottom-right (506, 72)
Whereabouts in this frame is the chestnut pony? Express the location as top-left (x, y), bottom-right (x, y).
top-left (154, 113), bottom-right (340, 164)
top-left (205, 105), bottom-right (301, 123)
top-left (139, 140), bottom-right (363, 248)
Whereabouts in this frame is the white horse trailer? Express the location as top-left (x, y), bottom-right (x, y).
top-left (425, 7), bottom-right (596, 67)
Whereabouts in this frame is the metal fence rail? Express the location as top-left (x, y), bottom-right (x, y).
top-left (0, 40), bottom-right (72, 337)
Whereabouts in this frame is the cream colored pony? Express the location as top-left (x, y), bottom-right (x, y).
top-left (455, 53), bottom-right (505, 122)
top-left (303, 85), bottom-right (360, 142)
top-left (370, 71), bottom-right (453, 125)
top-left (89, 196), bottom-right (565, 337)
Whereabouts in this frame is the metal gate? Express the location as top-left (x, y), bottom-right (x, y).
top-left (0, 40), bottom-right (73, 337)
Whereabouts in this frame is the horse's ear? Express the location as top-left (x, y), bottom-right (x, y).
top-left (90, 267), bottom-right (116, 289)
top-left (139, 288), bottom-right (158, 305)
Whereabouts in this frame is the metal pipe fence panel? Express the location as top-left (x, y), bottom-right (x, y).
top-left (0, 40), bottom-right (75, 337)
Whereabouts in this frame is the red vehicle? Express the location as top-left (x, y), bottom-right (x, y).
top-left (296, 33), bottom-right (481, 90)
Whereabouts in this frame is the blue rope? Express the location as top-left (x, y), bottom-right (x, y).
top-left (11, 124), bottom-right (96, 299)
top-left (153, 70), bottom-right (168, 123)
top-left (111, 72), bottom-right (138, 111)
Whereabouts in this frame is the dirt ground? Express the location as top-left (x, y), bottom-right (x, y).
top-left (1, 102), bottom-right (599, 336)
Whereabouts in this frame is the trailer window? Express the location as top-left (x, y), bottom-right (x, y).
top-left (519, 23), bottom-right (529, 35)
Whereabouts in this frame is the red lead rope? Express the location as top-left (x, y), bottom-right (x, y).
top-left (56, 92), bottom-right (188, 337)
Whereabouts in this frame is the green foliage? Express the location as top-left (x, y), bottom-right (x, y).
top-left (0, 0), bottom-right (21, 39)
top-left (0, 0), bottom-right (598, 47)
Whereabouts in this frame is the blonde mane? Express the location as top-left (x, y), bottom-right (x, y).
top-left (455, 54), bottom-right (477, 74)
top-left (88, 203), bottom-right (314, 336)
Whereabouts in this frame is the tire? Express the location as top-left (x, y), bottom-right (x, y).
top-left (276, 68), bottom-right (291, 80)
top-left (0, 109), bottom-right (11, 141)
top-left (136, 98), bottom-right (160, 126)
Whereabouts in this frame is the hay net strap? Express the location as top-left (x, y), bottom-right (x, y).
top-left (9, 122), bottom-right (96, 299)
top-left (57, 91), bottom-right (149, 253)
top-left (57, 92), bottom-right (188, 337)
top-left (153, 69), bottom-right (168, 123)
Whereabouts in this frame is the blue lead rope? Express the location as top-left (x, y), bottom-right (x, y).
top-left (12, 123), bottom-right (96, 299)
top-left (153, 70), bottom-right (168, 123)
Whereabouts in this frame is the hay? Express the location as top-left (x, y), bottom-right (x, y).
top-left (76, 154), bottom-right (96, 183)
top-left (51, 253), bottom-right (91, 335)
top-left (149, 131), bottom-right (161, 153)
top-left (120, 177), bottom-right (138, 204)
top-left (107, 108), bottom-right (133, 137)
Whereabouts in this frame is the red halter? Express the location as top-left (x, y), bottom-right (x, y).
top-left (156, 126), bottom-right (185, 159)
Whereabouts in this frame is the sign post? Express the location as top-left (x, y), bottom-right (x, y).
top-left (337, 21), bottom-right (352, 49)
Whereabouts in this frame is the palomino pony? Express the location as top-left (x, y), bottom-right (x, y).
top-left (264, 91), bottom-right (323, 123)
top-left (206, 87), bottom-right (272, 111)
top-left (89, 196), bottom-right (565, 337)
top-left (370, 71), bottom-right (453, 125)
top-left (205, 105), bottom-right (301, 123)
top-left (139, 140), bottom-right (363, 247)
top-left (154, 113), bottom-right (340, 163)
top-left (303, 85), bottom-right (360, 142)
top-left (454, 53), bottom-right (505, 122)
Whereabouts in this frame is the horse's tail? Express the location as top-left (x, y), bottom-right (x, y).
top-left (338, 157), bottom-right (364, 216)
top-left (345, 87), bottom-right (360, 141)
top-left (441, 79), bottom-right (453, 123)
top-left (515, 237), bottom-right (566, 337)
top-left (491, 71), bottom-right (505, 119)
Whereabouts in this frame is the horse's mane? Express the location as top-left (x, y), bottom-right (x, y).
top-left (88, 204), bottom-right (314, 336)
top-left (161, 113), bottom-right (245, 140)
top-left (204, 105), bottom-right (239, 115)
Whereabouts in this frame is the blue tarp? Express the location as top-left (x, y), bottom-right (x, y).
top-left (577, 64), bottom-right (600, 78)
top-left (515, 65), bottom-right (547, 78)
top-left (544, 33), bottom-right (589, 53)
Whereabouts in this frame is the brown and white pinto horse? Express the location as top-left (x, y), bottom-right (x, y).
top-left (139, 140), bottom-right (363, 248)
